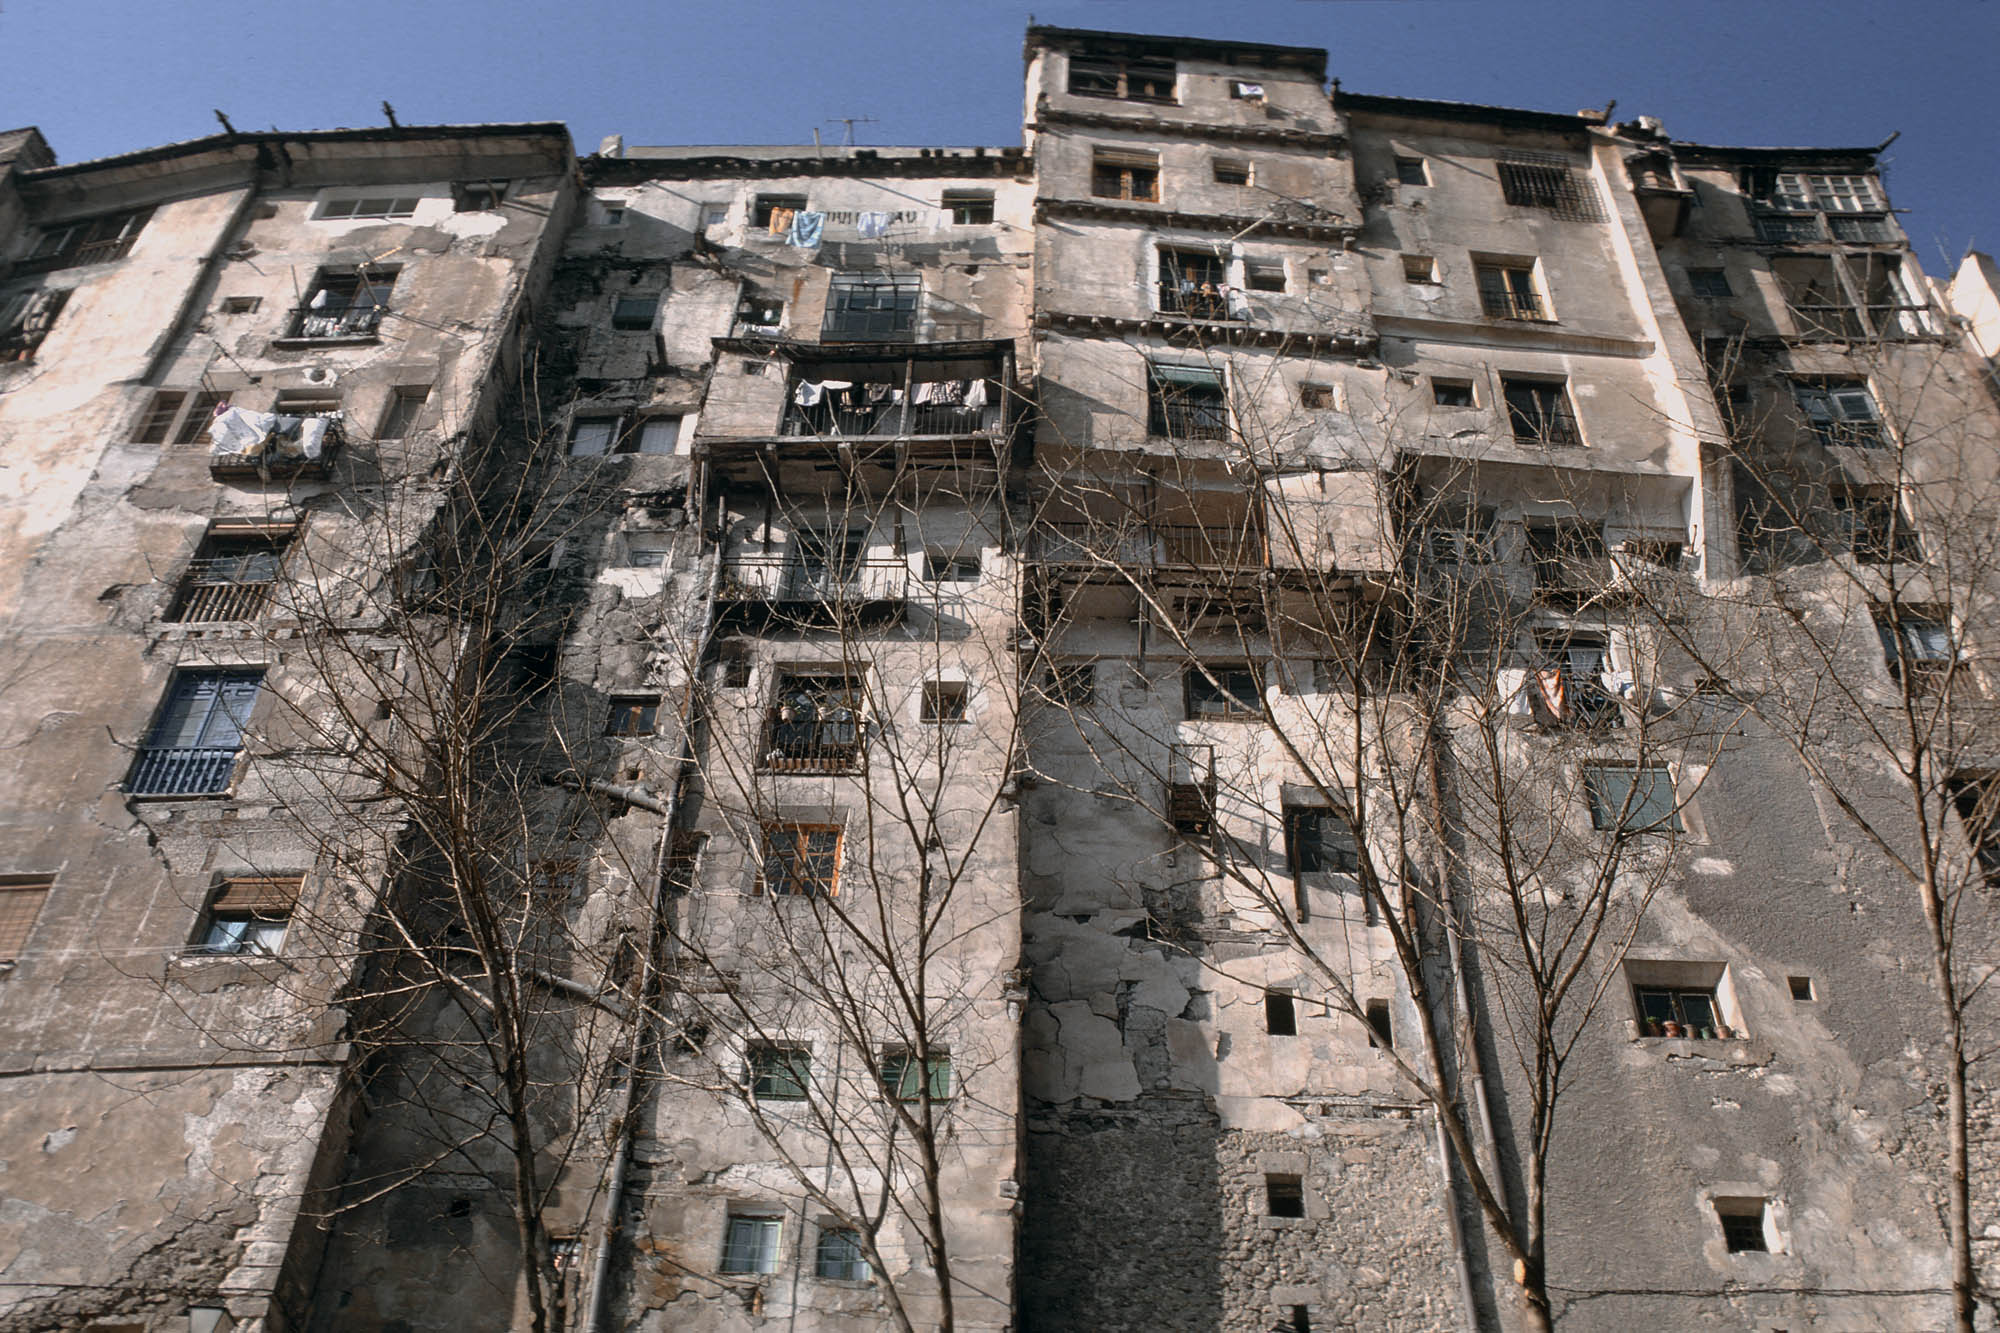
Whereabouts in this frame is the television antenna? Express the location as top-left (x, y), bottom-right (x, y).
top-left (825, 117), bottom-right (878, 147)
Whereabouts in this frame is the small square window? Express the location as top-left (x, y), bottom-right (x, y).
top-left (1092, 149), bottom-right (1160, 203)
top-left (815, 1227), bottom-right (870, 1281)
top-left (1307, 268), bottom-right (1330, 286)
top-left (1787, 975), bottom-right (1816, 1001)
top-left (747, 1044), bottom-right (811, 1101)
top-left (1244, 260), bottom-right (1286, 292)
top-left (921, 681), bottom-right (968, 723)
top-left (1716, 1198), bottom-right (1771, 1253)
top-left (740, 297), bottom-right (784, 329)
top-left (1402, 255), bottom-right (1438, 284)
top-left (702, 202), bottom-right (729, 227)
top-left (1229, 80), bottom-right (1265, 100)
top-left (220, 296), bottom-right (261, 314)
top-left (1285, 806), bottom-right (1361, 875)
top-left (612, 296), bottom-right (658, 331)
top-left (605, 696), bottom-right (659, 737)
top-left (601, 204), bottom-right (626, 227)
top-left (452, 180), bottom-right (508, 212)
top-left (1265, 1175), bottom-right (1305, 1218)
top-left (1688, 268), bottom-right (1733, 299)
top-left (1432, 379), bottom-right (1475, 408)
top-left (1299, 382), bottom-right (1335, 411)
top-left (624, 536), bottom-right (673, 568)
top-left (550, 1237), bottom-right (581, 1273)
top-left (1213, 158), bottom-right (1251, 186)
top-left (1395, 156), bottom-right (1429, 186)
top-left (924, 549), bottom-right (981, 581)
top-left (753, 194), bottom-right (808, 229)
top-left (943, 190), bottom-right (995, 225)
top-left (721, 1214), bottom-right (783, 1273)
top-left (1265, 990), bottom-right (1297, 1036)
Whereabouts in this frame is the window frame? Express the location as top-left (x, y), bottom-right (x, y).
top-left (814, 1226), bottom-right (871, 1282)
top-left (1184, 663), bottom-right (1262, 720)
top-left (746, 1043), bottom-right (812, 1101)
top-left (1146, 362), bottom-right (1229, 441)
top-left (764, 672), bottom-right (865, 772)
top-left (1793, 381), bottom-right (1887, 449)
top-left (942, 190), bottom-right (995, 225)
top-left (0, 875), bottom-right (54, 964)
top-left (1091, 148), bottom-right (1161, 203)
top-left (878, 1047), bottom-right (952, 1102)
top-left (760, 822), bottom-right (844, 897)
top-left (611, 295), bottom-right (659, 331)
top-left (167, 522), bottom-right (297, 623)
top-left (1394, 156), bottom-right (1430, 187)
top-left (604, 695), bottom-right (660, 737)
top-left (128, 669), bottom-right (263, 798)
top-left (822, 275), bottom-right (921, 342)
top-left (1284, 804), bottom-right (1361, 875)
top-left (720, 1213), bottom-right (784, 1274)
top-left (1500, 376), bottom-right (1582, 446)
top-left (1583, 764), bottom-right (1683, 834)
top-left (314, 194), bottom-right (421, 221)
top-left (1687, 267), bottom-right (1733, 300)
top-left (18, 206), bottom-right (152, 272)
top-left (1212, 157), bottom-right (1251, 187)
top-left (920, 681), bottom-right (969, 724)
top-left (191, 875), bottom-right (300, 957)
top-left (1475, 259), bottom-right (1549, 321)
top-left (1067, 54), bottom-right (1178, 103)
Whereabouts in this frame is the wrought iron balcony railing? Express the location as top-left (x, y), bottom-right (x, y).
top-left (128, 746), bottom-right (239, 797)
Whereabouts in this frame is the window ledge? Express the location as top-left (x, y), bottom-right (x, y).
top-left (268, 334), bottom-right (381, 351)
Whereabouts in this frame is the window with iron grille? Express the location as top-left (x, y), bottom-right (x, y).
top-left (1159, 248), bottom-right (1233, 319)
top-left (879, 1048), bottom-right (952, 1101)
top-left (747, 1043), bottom-right (812, 1100)
top-left (1584, 765), bottom-right (1682, 833)
top-left (1715, 1199), bottom-right (1772, 1254)
top-left (823, 276), bottom-right (920, 341)
top-left (1068, 54), bottom-right (1177, 102)
top-left (815, 1227), bottom-right (870, 1281)
top-left (943, 190), bottom-right (995, 224)
top-left (1147, 362), bottom-right (1228, 440)
top-left (193, 875), bottom-right (299, 956)
top-left (1091, 148), bottom-right (1160, 202)
top-left (761, 823), bottom-right (843, 897)
top-left (168, 525), bottom-right (294, 622)
top-left (1501, 377), bottom-right (1581, 445)
top-left (289, 266), bottom-right (398, 340)
top-left (1793, 382), bottom-right (1885, 448)
top-left (0, 287), bottom-right (69, 363)
top-left (128, 670), bottom-right (261, 797)
top-left (0, 875), bottom-right (52, 964)
top-left (1476, 261), bottom-right (1547, 320)
top-left (1496, 154), bottom-right (1606, 222)
top-left (18, 206), bottom-right (152, 272)
top-left (720, 1214), bottom-right (783, 1273)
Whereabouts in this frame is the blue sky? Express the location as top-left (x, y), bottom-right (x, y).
top-left (3, 0), bottom-right (1990, 272)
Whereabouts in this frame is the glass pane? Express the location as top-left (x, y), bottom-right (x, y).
top-left (1626, 768), bottom-right (1681, 831)
top-left (637, 418), bottom-right (680, 454)
top-left (570, 421), bottom-right (615, 456)
top-left (1678, 991), bottom-right (1718, 1031)
top-left (1635, 989), bottom-right (1678, 1024)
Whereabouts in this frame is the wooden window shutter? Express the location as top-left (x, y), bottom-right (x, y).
top-left (210, 875), bottom-right (302, 916)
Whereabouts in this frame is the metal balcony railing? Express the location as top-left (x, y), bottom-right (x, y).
top-left (1158, 284), bottom-right (1240, 321)
top-left (1031, 522), bottom-right (1263, 570)
top-left (168, 560), bottom-right (277, 622)
top-left (128, 746), bottom-right (239, 796)
top-left (781, 399), bottom-right (1001, 438)
top-left (284, 303), bottom-right (385, 340)
top-left (1480, 288), bottom-right (1547, 321)
top-left (717, 554), bottom-right (909, 604)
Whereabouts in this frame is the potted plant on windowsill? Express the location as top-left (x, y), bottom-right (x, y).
top-left (1642, 1017), bottom-right (1664, 1038)
top-left (1663, 1020), bottom-right (1684, 1039)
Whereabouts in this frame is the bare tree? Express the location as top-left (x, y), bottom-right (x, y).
top-left (1024, 344), bottom-right (1734, 1330)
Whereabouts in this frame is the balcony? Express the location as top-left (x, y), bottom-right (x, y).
top-left (1158, 282), bottom-right (1242, 322)
top-left (1031, 522), bottom-right (1264, 571)
top-left (278, 302), bottom-right (385, 343)
top-left (716, 553), bottom-right (908, 629)
top-left (783, 379), bottom-right (1001, 439)
top-left (207, 408), bottom-right (342, 480)
top-left (168, 557), bottom-right (278, 622)
top-left (127, 746), bottom-right (238, 797)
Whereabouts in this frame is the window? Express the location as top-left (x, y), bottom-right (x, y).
top-left (721, 1213), bottom-right (783, 1273)
top-left (1764, 172), bottom-right (1884, 214)
top-left (1365, 999), bottom-right (1393, 1050)
top-left (628, 416), bottom-right (681, 455)
top-left (1833, 491), bottom-right (1919, 564)
top-left (1524, 520), bottom-right (1607, 601)
top-left (169, 524), bottom-right (294, 622)
top-left (1265, 990), bottom-right (1297, 1036)
top-left (1715, 1199), bottom-right (1772, 1254)
top-left (699, 202), bottom-right (728, 227)
top-left (128, 670), bottom-right (261, 797)
top-left (605, 696), bottom-right (659, 737)
top-left (761, 824), bottom-right (843, 897)
top-left (879, 1049), bottom-right (951, 1101)
top-left (0, 875), bottom-right (52, 964)
top-left (815, 1227), bottom-right (870, 1281)
top-left (1091, 148), bottom-right (1160, 202)
top-left (921, 681), bottom-right (967, 723)
top-left (1425, 507), bottom-right (1495, 566)
top-left (1876, 609), bottom-right (1954, 686)
top-left (603, 203), bottom-right (628, 227)
top-left (1501, 377), bottom-right (1581, 445)
top-left (1265, 1175), bottom-right (1305, 1218)
top-left (1212, 158), bottom-right (1251, 186)
top-left (1299, 382), bottom-right (1334, 411)
top-left (1286, 1307), bottom-right (1313, 1333)
top-left (1584, 765), bottom-right (1682, 834)
top-left (1793, 382), bottom-right (1885, 448)
top-left (1497, 154), bottom-right (1606, 222)
top-left (1041, 662), bottom-right (1094, 707)
top-left (220, 295), bottom-right (262, 314)
top-left (1068, 54), bottom-right (1176, 102)
top-left (1535, 632), bottom-right (1622, 729)
top-left (943, 190), bottom-right (995, 225)
top-left (134, 391), bottom-right (189, 443)
top-left (193, 875), bottom-right (299, 956)
top-left (139, 389), bottom-right (227, 446)
top-left (1688, 268), bottom-right (1733, 300)
top-left (752, 193), bottom-right (808, 229)
top-left (377, 386), bottom-right (430, 440)
top-left (1788, 975), bottom-right (1817, 1001)
top-left (0, 287), bottom-right (69, 363)
top-left (452, 180), bottom-right (508, 212)
top-left (1228, 80), bottom-right (1264, 100)
top-left (747, 1044), bottom-right (811, 1101)
top-left (1159, 247), bottom-right (1232, 320)
top-left (1476, 261), bottom-right (1546, 320)
top-left (1147, 363), bottom-right (1228, 440)
top-left (1402, 255), bottom-right (1438, 284)
top-left (1394, 156), bottom-right (1430, 186)
top-left (289, 266), bottom-right (398, 340)
top-left (766, 672), bottom-right (863, 769)
top-left (611, 295), bottom-right (658, 330)
top-left (315, 195), bottom-right (420, 220)
top-left (1285, 806), bottom-right (1361, 874)
top-left (624, 535), bottom-right (673, 568)
top-left (1185, 664), bottom-right (1261, 719)
top-left (1244, 260), bottom-right (1286, 293)
top-left (1949, 775), bottom-right (2000, 881)
top-left (549, 1237), bottom-right (581, 1274)
top-left (20, 206), bottom-right (152, 272)
top-left (1634, 982), bottom-right (1720, 1033)
top-left (1432, 378), bottom-right (1475, 408)
top-left (924, 549), bottom-right (981, 582)
top-left (739, 297), bottom-right (783, 329)
top-left (823, 276), bottom-right (920, 342)
top-left (569, 417), bottom-right (619, 457)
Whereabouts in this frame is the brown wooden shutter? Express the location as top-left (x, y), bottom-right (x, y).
top-left (0, 876), bottom-right (53, 960)
top-left (210, 875), bottom-right (302, 917)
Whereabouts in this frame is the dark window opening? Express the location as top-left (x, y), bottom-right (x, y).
top-left (921, 681), bottom-right (968, 723)
top-left (605, 696), bottom-right (659, 737)
top-left (1213, 158), bottom-right (1251, 186)
top-left (1876, 610), bottom-right (1953, 687)
top-left (815, 1227), bottom-right (870, 1281)
top-left (289, 266), bottom-right (398, 340)
top-left (1794, 382), bottom-right (1885, 449)
top-left (1160, 248), bottom-right (1233, 320)
top-left (1403, 255), bottom-right (1438, 284)
top-left (0, 287), bottom-right (69, 363)
top-left (1185, 664), bottom-right (1261, 719)
top-left (748, 1043), bottom-right (812, 1100)
top-left (1395, 156), bottom-right (1429, 186)
top-left (1148, 363), bottom-right (1228, 440)
top-left (752, 194), bottom-right (808, 228)
top-left (1635, 985), bottom-right (1719, 1034)
top-left (1834, 492), bottom-right (1919, 564)
top-left (1498, 157), bottom-right (1606, 222)
top-left (452, 180), bottom-right (508, 212)
top-left (766, 673), bottom-right (864, 770)
top-left (1716, 1200), bottom-right (1770, 1254)
top-left (612, 295), bottom-right (658, 330)
top-left (1432, 379), bottom-right (1475, 408)
top-left (20, 206), bottom-right (152, 272)
top-left (1265, 1175), bottom-right (1305, 1218)
top-left (1787, 975), bottom-right (1816, 1001)
top-left (1949, 775), bottom-right (2000, 881)
top-left (193, 875), bottom-right (299, 955)
top-left (1365, 999), bottom-right (1393, 1049)
top-left (1041, 662), bottom-right (1094, 707)
top-left (1092, 149), bottom-right (1160, 202)
top-left (1285, 806), bottom-right (1361, 875)
top-left (1068, 54), bottom-right (1177, 103)
top-left (943, 190), bottom-right (994, 224)
top-left (880, 1049), bottom-right (951, 1101)
top-left (1265, 990), bottom-right (1297, 1036)
top-left (1502, 377), bottom-right (1581, 445)
top-left (924, 550), bottom-right (981, 582)
top-left (1245, 261), bottom-right (1286, 293)
top-left (1524, 520), bottom-right (1607, 600)
top-left (1299, 382), bottom-right (1334, 410)
top-left (1534, 632), bottom-right (1622, 730)
top-left (1689, 268), bottom-right (1733, 300)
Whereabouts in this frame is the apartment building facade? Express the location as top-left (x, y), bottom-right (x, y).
top-left (1, 23), bottom-right (1996, 1333)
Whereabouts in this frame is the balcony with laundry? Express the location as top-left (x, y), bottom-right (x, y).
top-left (713, 522), bottom-right (910, 630)
top-left (205, 404), bottom-right (343, 480)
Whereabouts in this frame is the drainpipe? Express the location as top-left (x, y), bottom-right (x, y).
top-left (579, 534), bottom-right (725, 1333)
